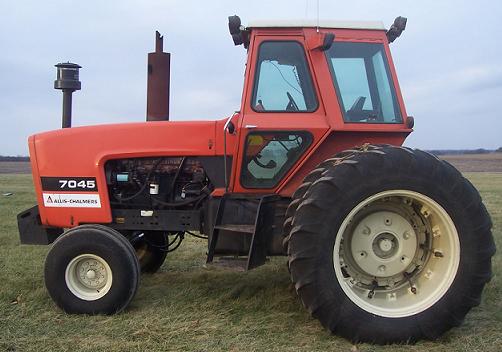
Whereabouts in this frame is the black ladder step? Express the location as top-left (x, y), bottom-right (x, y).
top-left (207, 194), bottom-right (279, 269)
top-left (213, 224), bottom-right (255, 234)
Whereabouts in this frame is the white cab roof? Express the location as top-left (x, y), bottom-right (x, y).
top-left (247, 19), bottom-right (385, 31)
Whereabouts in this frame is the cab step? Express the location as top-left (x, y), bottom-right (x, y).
top-left (206, 194), bottom-right (279, 270)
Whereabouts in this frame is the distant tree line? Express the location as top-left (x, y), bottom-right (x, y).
top-left (0, 156), bottom-right (30, 161)
top-left (426, 149), bottom-right (497, 156)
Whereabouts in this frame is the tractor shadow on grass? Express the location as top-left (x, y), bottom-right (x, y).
top-left (132, 256), bottom-right (302, 319)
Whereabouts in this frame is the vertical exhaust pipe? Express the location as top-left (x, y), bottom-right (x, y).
top-left (54, 62), bottom-right (81, 128)
top-left (146, 31), bottom-right (171, 121)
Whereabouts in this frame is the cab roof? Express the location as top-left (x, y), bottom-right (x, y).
top-left (247, 19), bottom-right (385, 31)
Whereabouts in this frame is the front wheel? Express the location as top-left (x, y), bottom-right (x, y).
top-left (45, 225), bottom-right (140, 314)
top-left (285, 145), bottom-right (495, 343)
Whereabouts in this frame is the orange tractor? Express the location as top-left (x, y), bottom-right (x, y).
top-left (18, 16), bottom-right (495, 343)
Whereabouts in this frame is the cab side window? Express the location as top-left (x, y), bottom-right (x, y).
top-left (241, 132), bottom-right (312, 188)
top-left (251, 41), bottom-right (318, 112)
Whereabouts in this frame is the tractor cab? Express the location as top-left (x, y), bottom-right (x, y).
top-left (223, 16), bottom-right (411, 195)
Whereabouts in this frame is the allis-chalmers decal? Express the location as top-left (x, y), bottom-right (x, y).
top-left (42, 193), bottom-right (101, 208)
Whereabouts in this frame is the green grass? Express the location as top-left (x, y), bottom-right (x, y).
top-left (0, 173), bottom-right (501, 351)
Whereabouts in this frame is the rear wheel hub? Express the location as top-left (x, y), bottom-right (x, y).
top-left (334, 190), bottom-right (460, 317)
top-left (349, 209), bottom-right (418, 279)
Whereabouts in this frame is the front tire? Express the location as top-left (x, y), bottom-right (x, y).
top-left (45, 224), bottom-right (140, 314)
top-left (285, 145), bottom-right (495, 343)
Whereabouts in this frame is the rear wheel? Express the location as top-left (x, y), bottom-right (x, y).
top-left (45, 224), bottom-right (140, 314)
top-left (285, 145), bottom-right (495, 343)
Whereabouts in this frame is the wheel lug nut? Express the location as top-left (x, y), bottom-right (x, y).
top-left (434, 250), bottom-right (444, 258)
top-left (403, 231), bottom-right (410, 240)
top-left (384, 218), bottom-right (392, 226)
top-left (420, 206), bottom-right (431, 218)
top-left (378, 265), bottom-right (386, 272)
top-left (358, 251), bottom-right (367, 259)
top-left (362, 226), bottom-right (371, 235)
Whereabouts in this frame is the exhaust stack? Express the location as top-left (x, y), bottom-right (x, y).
top-left (54, 62), bottom-right (81, 128)
top-left (146, 31), bottom-right (171, 121)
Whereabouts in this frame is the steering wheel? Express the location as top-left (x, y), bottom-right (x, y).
top-left (347, 96), bottom-right (367, 121)
top-left (348, 96), bottom-right (366, 113)
top-left (286, 92), bottom-right (299, 111)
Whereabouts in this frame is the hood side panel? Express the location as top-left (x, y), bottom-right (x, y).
top-left (31, 121), bottom-right (217, 227)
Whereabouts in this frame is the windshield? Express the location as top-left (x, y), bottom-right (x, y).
top-left (252, 41), bottom-right (318, 112)
top-left (326, 42), bottom-right (402, 123)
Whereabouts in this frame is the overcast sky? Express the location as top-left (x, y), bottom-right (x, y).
top-left (1, 0), bottom-right (501, 155)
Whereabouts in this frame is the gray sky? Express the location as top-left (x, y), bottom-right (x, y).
top-left (1, 0), bottom-right (501, 155)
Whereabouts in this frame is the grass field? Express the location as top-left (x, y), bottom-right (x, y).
top-left (0, 172), bottom-right (501, 352)
top-left (0, 162), bottom-right (31, 175)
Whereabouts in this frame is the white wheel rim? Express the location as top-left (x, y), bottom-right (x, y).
top-left (333, 190), bottom-right (460, 318)
top-left (65, 254), bottom-right (113, 301)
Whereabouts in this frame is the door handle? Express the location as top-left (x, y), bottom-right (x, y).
top-left (245, 124), bottom-right (257, 129)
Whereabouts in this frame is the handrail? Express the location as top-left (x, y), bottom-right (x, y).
top-left (223, 112), bottom-right (238, 193)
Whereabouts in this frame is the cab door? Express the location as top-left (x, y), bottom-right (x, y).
top-left (232, 35), bottom-right (330, 193)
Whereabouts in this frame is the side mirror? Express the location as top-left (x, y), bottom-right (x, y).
top-left (227, 121), bottom-right (235, 134)
top-left (228, 15), bottom-right (250, 48)
top-left (224, 112), bottom-right (238, 135)
top-left (406, 116), bottom-right (414, 129)
top-left (228, 15), bottom-right (243, 45)
top-left (386, 16), bottom-right (407, 43)
top-left (228, 15), bottom-right (241, 35)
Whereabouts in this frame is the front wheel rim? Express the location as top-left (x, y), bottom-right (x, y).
top-left (65, 254), bottom-right (113, 301)
top-left (333, 190), bottom-right (460, 318)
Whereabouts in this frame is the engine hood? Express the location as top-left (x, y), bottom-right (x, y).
top-left (30, 120), bottom-right (219, 176)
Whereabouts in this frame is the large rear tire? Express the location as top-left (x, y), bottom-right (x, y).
top-left (285, 145), bottom-right (495, 343)
top-left (45, 224), bottom-right (140, 314)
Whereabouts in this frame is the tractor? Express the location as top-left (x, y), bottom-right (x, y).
top-left (17, 15), bottom-right (495, 344)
